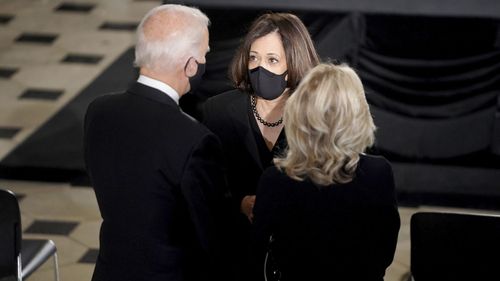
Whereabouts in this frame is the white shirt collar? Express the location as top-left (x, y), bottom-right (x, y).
top-left (137, 75), bottom-right (180, 105)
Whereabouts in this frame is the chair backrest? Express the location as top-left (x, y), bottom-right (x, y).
top-left (410, 211), bottom-right (500, 281)
top-left (0, 189), bottom-right (21, 280)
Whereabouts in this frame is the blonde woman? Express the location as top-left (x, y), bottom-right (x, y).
top-left (252, 63), bottom-right (400, 281)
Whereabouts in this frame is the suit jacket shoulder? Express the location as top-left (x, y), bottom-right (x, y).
top-left (358, 154), bottom-right (394, 188)
top-left (84, 83), bottom-right (227, 281)
top-left (201, 89), bottom-right (264, 205)
top-left (205, 89), bottom-right (246, 106)
top-left (202, 89), bottom-right (247, 125)
top-left (359, 154), bottom-right (392, 170)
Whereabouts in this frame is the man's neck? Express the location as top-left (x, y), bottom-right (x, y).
top-left (140, 68), bottom-right (186, 97)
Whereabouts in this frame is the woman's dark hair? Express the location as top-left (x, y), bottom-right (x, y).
top-left (229, 13), bottom-right (320, 93)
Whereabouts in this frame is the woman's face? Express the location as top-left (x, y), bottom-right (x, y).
top-left (248, 31), bottom-right (287, 75)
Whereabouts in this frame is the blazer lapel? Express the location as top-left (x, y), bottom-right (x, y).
top-left (229, 94), bottom-right (263, 170)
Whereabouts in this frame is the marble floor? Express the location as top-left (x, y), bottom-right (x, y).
top-left (1, 1), bottom-right (499, 281)
top-left (3, 178), bottom-right (500, 281)
top-left (0, 0), bottom-right (154, 280)
top-left (0, 0), bottom-right (160, 160)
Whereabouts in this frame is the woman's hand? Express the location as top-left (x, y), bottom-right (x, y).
top-left (241, 195), bottom-right (256, 223)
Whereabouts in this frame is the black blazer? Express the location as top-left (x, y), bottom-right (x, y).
top-left (202, 89), bottom-right (286, 213)
top-left (84, 82), bottom-right (229, 281)
top-left (252, 155), bottom-right (401, 281)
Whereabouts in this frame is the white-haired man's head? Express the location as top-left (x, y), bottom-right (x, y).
top-left (134, 4), bottom-right (210, 73)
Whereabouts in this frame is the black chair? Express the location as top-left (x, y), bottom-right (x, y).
top-left (408, 211), bottom-right (500, 281)
top-left (0, 188), bottom-right (59, 281)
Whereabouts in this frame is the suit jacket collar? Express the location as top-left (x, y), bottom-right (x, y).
top-left (128, 82), bottom-right (179, 109)
top-left (228, 93), bottom-right (263, 170)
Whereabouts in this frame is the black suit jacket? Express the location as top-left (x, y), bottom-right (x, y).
top-left (202, 89), bottom-right (285, 211)
top-left (84, 82), bottom-right (229, 281)
top-left (202, 89), bottom-right (288, 281)
top-left (252, 155), bottom-right (401, 281)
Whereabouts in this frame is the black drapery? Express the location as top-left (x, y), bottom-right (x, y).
top-left (185, 9), bottom-right (500, 166)
top-left (2, 3), bottom-right (498, 204)
top-left (357, 15), bottom-right (500, 162)
top-left (177, 6), bottom-right (500, 203)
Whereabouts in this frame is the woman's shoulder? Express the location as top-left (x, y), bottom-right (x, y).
top-left (259, 166), bottom-right (288, 186)
top-left (357, 154), bottom-right (396, 192)
top-left (202, 89), bottom-right (248, 126)
top-left (357, 154), bottom-right (394, 183)
top-left (261, 165), bottom-right (284, 179)
top-left (359, 154), bottom-right (392, 171)
top-left (263, 165), bottom-right (297, 180)
top-left (257, 166), bottom-right (297, 198)
top-left (205, 88), bottom-right (247, 106)
top-left (260, 166), bottom-right (309, 191)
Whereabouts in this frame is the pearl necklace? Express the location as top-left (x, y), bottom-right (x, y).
top-left (250, 95), bottom-right (283, 128)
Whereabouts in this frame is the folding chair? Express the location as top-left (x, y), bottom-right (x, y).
top-left (0, 188), bottom-right (59, 281)
top-left (408, 211), bottom-right (500, 281)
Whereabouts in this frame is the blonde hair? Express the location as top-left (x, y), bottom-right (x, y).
top-left (275, 63), bottom-right (376, 186)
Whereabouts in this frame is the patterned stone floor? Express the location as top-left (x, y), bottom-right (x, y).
top-left (3, 178), bottom-right (500, 281)
top-left (0, 0), bottom-right (160, 161)
top-left (0, 0), bottom-right (158, 280)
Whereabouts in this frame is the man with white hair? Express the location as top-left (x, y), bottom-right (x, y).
top-left (84, 5), bottom-right (229, 281)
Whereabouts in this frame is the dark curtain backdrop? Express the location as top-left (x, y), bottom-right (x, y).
top-left (359, 15), bottom-right (500, 162)
top-left (2, 2), bottom-right (499, 205)
top-left (186, 9), bottom-right (500, 164)
top-left (180, 7), bottom-right (500, 205)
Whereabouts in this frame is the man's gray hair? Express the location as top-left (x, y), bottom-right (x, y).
top-left (134, 4), bottom-right (210, 72)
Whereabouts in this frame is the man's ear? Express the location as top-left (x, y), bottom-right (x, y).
top-left (185, 58), bottom-right (197, 78)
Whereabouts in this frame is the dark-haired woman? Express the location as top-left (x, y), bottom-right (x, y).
top-left (202, 12), bottom-right (320, 281)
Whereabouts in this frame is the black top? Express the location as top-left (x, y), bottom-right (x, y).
top-left (248, 100), bottom-right (287, 168)
top-left (84, 82), bottom-right (230, 281)
top-left (252, 154), bottom-right (400, 281)
top-left (202, 89), bottom-right (288, 281)
top-left (202, 89), bottom-right (287, 212)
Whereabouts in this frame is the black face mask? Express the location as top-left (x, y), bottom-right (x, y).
top-left (249, 66), bottom-right (287, 100)
top-left (185, 58), bottom-right (206, 94)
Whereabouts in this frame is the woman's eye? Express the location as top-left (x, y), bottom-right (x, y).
top-left (249, 55), bottom-right (258, 62)
top-left (269, 58), bottom-right (278, 64)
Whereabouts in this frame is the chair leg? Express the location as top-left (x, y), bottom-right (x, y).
top-left (17, 254), bottom-right (22, 281)
top-left (52, 252), bottom-right (60, 281)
